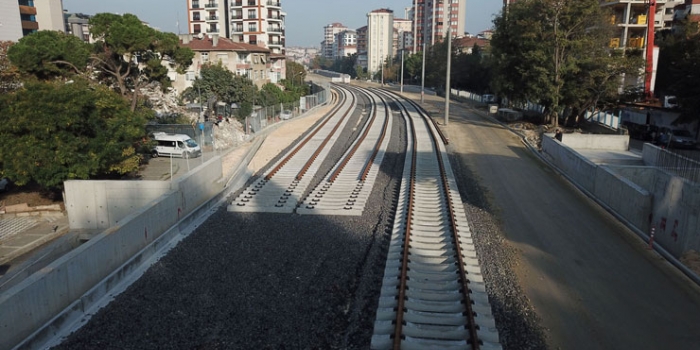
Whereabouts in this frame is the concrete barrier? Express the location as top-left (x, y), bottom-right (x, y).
top-left (556, 133), bottom-right (629, 151)
top-left (1, 159), bottom-right (224, 350)
top-left (594, 166), bottom-right (653, 233)
top-left (64, 158), bottom-right (222, 230)
top-left (542, 135), bottom-right (598, 193)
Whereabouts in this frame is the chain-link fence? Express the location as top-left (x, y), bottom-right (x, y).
top-left (146, 122), bottom-right (216, 150)
top-left (245, 82), bottom-right (331, 135)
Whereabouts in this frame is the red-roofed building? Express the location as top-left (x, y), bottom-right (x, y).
top-left (169, 33), bottom-right (273, 95)
top-left (453, 37), bottom-right (490, 55)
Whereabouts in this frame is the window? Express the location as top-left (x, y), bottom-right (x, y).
top-left (238, 53), bottom-right (248, 62)
top-left (201, 52), bottom-right (209, 62)
top-left (193, 24), bottom-right (201, 33)
top-left (186, 71), bottom-right (196, 81)
top-left (193, 12), bottom-right (200, 21)
top-left (248, 9), bottom-right (257, 19)
top-left (248, 23), bottom-right (257, 31)
top-left (217, 53), bottom-right (228, 64)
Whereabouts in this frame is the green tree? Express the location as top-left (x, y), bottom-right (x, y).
top-left (258, 82), bottom-right (283, 106)
top-left (491, 0), bottom-right (642, 126)
top-left (404, 52), bottom-right (423, 85)
top-left (0, 79), bottom-right (150, 190)
top-left (89, 13), bottom-right (193, 110)
top-left (656, 20), bottom-right (700, 125)
top-left (453, 45), bottom-right (492, 94)
top-left (7, 31), bottom-right (91, 80)
top-left (182, 63), bottom-right (258, 120)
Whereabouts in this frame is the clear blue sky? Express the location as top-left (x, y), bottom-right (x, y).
top-left (62, 0), bottom-right (503, 47)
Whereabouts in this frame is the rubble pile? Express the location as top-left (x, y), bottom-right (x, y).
top-left (141, 83), bottom-right (249, 151)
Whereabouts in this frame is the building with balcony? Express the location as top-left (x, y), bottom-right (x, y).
top-left (410, 0), bottom-right (466, 50)
top-left (672, 0), bottom-right (700, 24)
top-left (187, 0), bottom-right (286, 82)
top-left (367, 8), bottom-right (394, 76)
top-left (356, 25), bottom-right (368, 70)
top-left (172, 33), bottom-right (272, 95)
top-left (64, 12), bottom-right (90, 42)
top-left (333, 29), bottom-right (357, 59)
top-left (0, 0), bottom-right (65, 41)
top-left (187, 0), bottom-right (227, 38)
top-left (321, 22), bottom-right (347, 59)
top-left (393, 17), bottom-right (412, 54)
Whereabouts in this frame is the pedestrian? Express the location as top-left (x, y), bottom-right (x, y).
top-left (555, 128), bottom-right (563, 142)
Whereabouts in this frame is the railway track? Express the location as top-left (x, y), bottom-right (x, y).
top-left (227, 85), bottom-right (358, 213)
top-left (371, 89), bottom-right (501, 350)
top-left (297, 86), bottom-right (393, 216)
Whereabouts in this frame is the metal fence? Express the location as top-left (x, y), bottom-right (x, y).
top-left (652, 146), bottom-right (700, 184)
top-left (245, 82), bottom-right (330, 135)
top-left (146, 122), bottom-right (216, 148)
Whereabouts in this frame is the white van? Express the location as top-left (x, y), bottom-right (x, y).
top-left (151, 132), bottom-right (202, 158)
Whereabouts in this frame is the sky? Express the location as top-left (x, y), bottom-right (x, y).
top-left (62, 0), bottom-right (504, 47)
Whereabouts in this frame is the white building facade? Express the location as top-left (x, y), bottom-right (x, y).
top-left (367, 8), bottom-right (394, 75)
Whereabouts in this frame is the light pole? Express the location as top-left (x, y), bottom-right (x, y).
top-left (444, 26), bottom-right (452, 127)
top-left (421, 42), bottom-right (426, 103)
top-left (400, 49), bottom-right (405, 94)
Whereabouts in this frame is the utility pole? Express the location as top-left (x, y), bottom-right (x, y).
top-left (444, 27), bottom-right (452, 127)
top-left (400, 49), bottom-right (405, 94)
top-left (421, 42), bottom-right (426, 103)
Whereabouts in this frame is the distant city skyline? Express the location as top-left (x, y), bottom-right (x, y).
top-left (62, 0), bottom-right (503, 47)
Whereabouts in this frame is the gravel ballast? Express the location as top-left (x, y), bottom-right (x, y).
top-left (52, 91), bottom-right (543, 349)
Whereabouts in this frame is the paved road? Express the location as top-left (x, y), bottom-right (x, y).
top-left (429, 97), bottom-right (700, 349)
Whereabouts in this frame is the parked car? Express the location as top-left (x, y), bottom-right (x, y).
top-left (280, 110), bottom-right (293, 120)
top-left (657, 127), bottom-right (697, 149)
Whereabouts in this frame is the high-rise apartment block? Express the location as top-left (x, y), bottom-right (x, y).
top-left (186, 0), bottom-right (286, 55)
top-left (333, 30), bottom-right (357, 59)
top-left (321, 22), bottom-right (347, 59)
top-left (367, 8), bottom-right (394, 75)
top-left (0, 0), bottom-right (65, 41)
top-left (410, 0), bottom-right (466, 51)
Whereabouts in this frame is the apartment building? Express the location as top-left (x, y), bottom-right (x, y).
top-left (0, 0), bottom-right (65, 41)
top-left (410, 0), bottom-right (466, 49)
top-left (172, 33), bottom-right (271, 95)
top-left (367, 8), bottom-right (394, 75)
top-left (356, 25), bottom-right (368, 70)
top-left (672, 0), bottom-right (700, 24)
top-left (393, 17), bottom-right (412, 53)
top-left (333, 30), bottom-right (357, 59)
top-left (186, 0), bottom-right (285, 55)
top-left (186, 0), bottom-right (286, 82)
top-left (321, 22), bottom-right (347, 59)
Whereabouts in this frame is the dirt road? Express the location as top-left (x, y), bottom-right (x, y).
top-left (416, 94), bottom-right (700, 349)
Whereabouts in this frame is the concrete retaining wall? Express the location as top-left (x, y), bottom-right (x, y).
top-left (0, 159), bottom-right (225, 350)
top-left (594, 166), bottom-right (653, 233)
top-left (542, 136), bottom-right (598, 193)
top-left (65, 158), bottom-right (222, 230)
top-left (557, 133), bottom-right (629, 151)
top-left (646, 170), bottom-right (700, 258)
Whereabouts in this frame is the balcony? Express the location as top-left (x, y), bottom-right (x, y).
top-left (267, 1), bottom-right (281, 7)
top-left (269, 40), bottom-right (282, 46)
top-left (232, 14), bottom-right (243, 19)
top-left (234, 1), bottom-right (242, 5)
top-left (206, 16), bottom-right (218, 21)
top-left (207, 28), bottom-right (220, 33)
top-left (628, 37), bottom-right (645, 48)
top-left (233, 26), bottom-right (244, 33)
top-left (205, 2), bottom-right (218, 8)
top-left (268, 14), bottom-right (282, 20)
top-left (267, 27), bottom-right (282, 33)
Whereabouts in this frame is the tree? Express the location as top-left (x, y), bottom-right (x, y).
top-left (7, 31), bottom-right (91, 80)
top-left (452, 44), bottom-right (492, 94)
top-left (656, 20), bottom-right (700, 125)
top-left (89, 13), bottom-right (193, 111)
top-left (491, 0), bottom-right (642, 126)
top-left (0, 41), bottom-right (21, 93)
top-left (182, 63), bottom-right (257, 120)
top-left (0, 79), bottom-right (150, 190)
